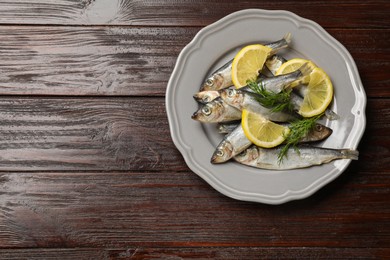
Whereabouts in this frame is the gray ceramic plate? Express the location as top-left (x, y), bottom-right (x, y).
top-left (166, 9), bottom-right (366, 204)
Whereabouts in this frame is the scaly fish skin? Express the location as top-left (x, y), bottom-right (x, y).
top-left (191, 97), bottom-right (241, 123)
top-left (218, 121), bottom-right (332, 140)
top-left (212, 122), bottom-right (332, 163)
top-left (220, 88), bottom-right (297, 122)
top-left (257, 63), bottom-right (312, 93)
top-left (201, 63), bottom-right (233, 92)
top-left (200, 33), bottom-right (292, 91)
top-left (234, 145), bottom-right (358, 170)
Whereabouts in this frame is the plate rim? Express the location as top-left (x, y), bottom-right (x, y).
top-left (166, 8), bottom-right (367, 204)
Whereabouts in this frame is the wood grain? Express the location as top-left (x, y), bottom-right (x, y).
top-left (0, 249), bottom-right (108, 260)
top-left (0, 97), bottom-right (185, 171)
top-left (0, 27), bottom-right (388, 97)
top-left (0, 0), bottom-right (388, 28)
top-left (0, 1), bottom-right (387, 258)
top-left (0, 168), bottom-right (388, 248)
top-left (0, 97), bottom-right (387, 172)
top-left (0, 247), bottom-right (389, 259)
top-left (0, 26), bottom-right (194, 96)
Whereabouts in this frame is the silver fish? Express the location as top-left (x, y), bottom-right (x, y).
top-left (220, 88), bottom-right (296, 122)
top-left (250, 62), bottom-right (312, 93)
top-left (234, 145), bottom-right (358, 170)
top-left (193, 90), bottom-right (221, 104)
top-left (297, 123), bottom-right (333, 143)
top-left (193, 86), bottom-right (236, 104)
top-left (191, 97), bottom-right (241, 123)
top-left (211, 124), bottom-right (252, 164)
top-left (212, 123), bottom-right (333, 164)
top-left (201, 61), bottom-right (232, 92)
top-left (265, 54), bottom-right (287, 75)
top-left (200, 33), bottom-right (292, 91)
top-left (218, 121), bottom-right (332, 139)
top-left (289, 91), bottom-right (340, 120)
top-left (264, 33), bottom-right (292, 55)
top-left (289, 91), bottom-right (308, 113)
top-left (217, 121), bottom-right (241, 134)
top-left (264, 55), bottom-right (340, 120)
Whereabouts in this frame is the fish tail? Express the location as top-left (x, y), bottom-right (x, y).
top-left (283, 32), bottom-right (292, 45)
top-left (298, 62), bottom-right (313, 77)
top-left (268, 33), bottom-right (292, 55)
top-left (325, 109), bottom-right (340, 120)
top-left (340, 149), bottom-right (359, 160)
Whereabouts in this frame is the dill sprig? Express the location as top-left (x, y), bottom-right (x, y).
top-left (277, 114), bottom-right (323, 164)
top-left (247, 79), bottom-right (294, 113)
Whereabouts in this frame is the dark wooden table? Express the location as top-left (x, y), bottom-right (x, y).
top-left (0, 1), bottom-right (388, 259)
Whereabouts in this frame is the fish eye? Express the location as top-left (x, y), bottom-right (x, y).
top-left (206, 78), bottom-right (214, 86)
top-left (315, 124), bottom-right (323, 131)
top-left (227, 89), bottom-right (235, 97)
top-left (202, 106), bottom-right (212, 116)
top-left (216, 150), bottom-right (224, 157)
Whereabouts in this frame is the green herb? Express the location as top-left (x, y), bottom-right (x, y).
top-left (247, 79), bottom-right (294, 113)
top-left (277, 114), bottom-right (323, 163)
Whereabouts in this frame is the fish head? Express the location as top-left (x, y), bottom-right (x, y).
top-left (211, 141), bottom-right (234, 164)
top-left (193, 90), bottom-right (219, 104)
top-left (201, 73), bottom-right (224, 91)
top-left (235, 146), bottom-right (259, 163)
top-left (306, 123), bottom-right (333, 142)
top-left (193, 91), bottom-right (209, 103)
top-left (220, 88), bottom-right (244, 109)
top-left (191, 101), bottom-right (223, 123)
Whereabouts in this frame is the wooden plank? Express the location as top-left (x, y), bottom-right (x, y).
top-left (0, 168), bottom-right (388, 248)
top-left (0, 247), bottom-right (389, 259)
top-left (0, 97), bottom-right (387, 172)
top-left (109, 247), bottom-right (390, 259)
top-left (0, 97), bottom-right (186, 171)
top-left (0, 0), bottom-right (388, 28)
top-left (331, 29), bottom-right (390, 98)
top-left (108, 247), bottom-right (390, 259)
top-left (0, 26), bottom-right (194, 96)
top-left (0, 248), bottom-right (108, 259)
top-left (0, 26), bottom-right (388, 97)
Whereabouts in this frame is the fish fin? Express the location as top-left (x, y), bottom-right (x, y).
top-left (341, 149), bottom-right (359, 160)
top-left (325, 109), bottom-right (340, 120)
top-left (283, 32), bottom-right (292, 45)
top-left (298, 62), bottom-right (313, 77)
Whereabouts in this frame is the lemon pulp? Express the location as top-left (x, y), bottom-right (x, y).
top-left (241, 109), bottom-right (290, 148)
top-left (231, 44), bottom-right (272, 88)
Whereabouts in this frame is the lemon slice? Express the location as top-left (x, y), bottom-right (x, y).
top-left (241, 109), bottom-right (290, 148)
top-left (275, 58), bottom-right (317, 75)
top-left (299, 68), bottom-right (333, 117)
top-left (275, 58), bottom-right (317, 86)
top-left (231, 44), bottom-right (272, 88)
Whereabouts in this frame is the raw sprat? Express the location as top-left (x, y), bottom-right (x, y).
top-left (192, 33), bottom-right (358, 169)
top-left (200, 33), bottom-right (291, 91)
top-left (211, 120), bottom-right (332, 164)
